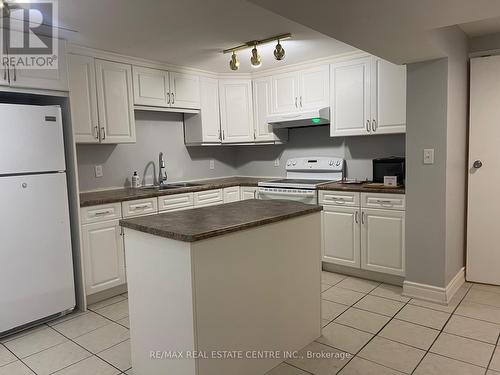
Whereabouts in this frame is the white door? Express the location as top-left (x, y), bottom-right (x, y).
top-left (132, 66), bottom-right (169, 107)
top-left (82, 220), bottom-right (126, 295)
top-left (271, 71), bottom-right (299, 113)
top-left (322, 206), bottom-right (360, 268)
top-left (361, 208), bottom-right (405, 276)
top-left (95, 59), bottom-right (136, 143)
top-left (299, 65), bottom-right (330, 110)
top-left (0, 104), bottom-right (66, 174)
top-left (330, 57), bottom-right (372, 137)
top-left (169, 72), bottom-right (200, 109)
top-left (467, 56), bottom-right (500, 285)
top-left (68, 54), bottom-right (100, 143)
top-left (372, 58), bottom-right (406, 134)
top-left (219, 79), bottom-right (254, 143)
top-left (200, 77), bottom-right (221, 142)
top-left (253, 77), bottom-right (276, 142)
top-left (0, 173), bottom-right (75, 333)
top-left (8, 32), bottom-right (68, 91)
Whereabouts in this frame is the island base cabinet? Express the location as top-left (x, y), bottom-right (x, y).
top-left (322, 206), bottom-right (360, 268)
top-left (361, 208), bottom-right (405, 276)
top-left (124, 213), bottom-right (321, 375)
top-left (81, 220), bottom-right (126, 295)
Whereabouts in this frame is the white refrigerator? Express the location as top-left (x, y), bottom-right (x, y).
top-left (0, 103), bottom-right (75, 335)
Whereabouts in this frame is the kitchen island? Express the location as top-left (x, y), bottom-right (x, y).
top-left (120, 199), bottom-right (322, 375)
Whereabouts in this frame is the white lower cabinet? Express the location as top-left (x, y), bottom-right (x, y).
top-left (240, 186), bottom-right (258, 200)
top-left (81, 219), bottom-right (126, 295)
top-left (194, 189), bottom-right (223, 207)
top-left (223, 187), bottom-right (240, 203)
top-left (321, 191), bottom-right (405, 276)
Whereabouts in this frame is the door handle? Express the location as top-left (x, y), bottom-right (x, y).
top-left (167, 92), bottom-right (171, 104)
top-left (355, 211), bottom-right (359, 224)
top-left (366, 120), bottom-right (370, 133)
top-left (361, 211), bottom-right (365, 224)
top-left (372, 119), bottom-right (377, 132)
top-left (473, 160), bottom-right (483, 169)
top-left (101, 127), bottom-right (106, 140)
top-left (295, 97), bottom-right (298, 108)
top-left (172, 92), bottom-right (175, 105)
top-left (94, 126), bottom-right (99, 140)
top-left (300, 96), bottom-right (303, 108)
top-left (12, 65), bottom-right (16, 81)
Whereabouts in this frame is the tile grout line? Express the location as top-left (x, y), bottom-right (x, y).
top-left (485, 333), bottom-right (500, 373)
top-left (409, 282), bottom-right (474, 375)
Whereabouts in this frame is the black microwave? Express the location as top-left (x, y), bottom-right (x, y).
top-left (372, 157), bottom-right (405, 185)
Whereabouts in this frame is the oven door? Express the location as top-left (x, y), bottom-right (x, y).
top-left (258, 187), bottom-right (318, 205)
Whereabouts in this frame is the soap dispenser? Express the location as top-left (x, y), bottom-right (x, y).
top-left (132, 171), bottom-right (140, 188)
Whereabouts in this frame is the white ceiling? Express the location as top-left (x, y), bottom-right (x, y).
top-left (56, 0), bottom-right (355, 73)
top-left (247, 0), bottom-right (500, 64)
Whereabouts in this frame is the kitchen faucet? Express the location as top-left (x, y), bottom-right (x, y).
top-left (158, 152), bottom-right (167, 186)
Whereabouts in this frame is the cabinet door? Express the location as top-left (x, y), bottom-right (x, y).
top-left (240, 187), bottom-right (257, 200)
top-left (219, 79), bottom-right (254, 143)
top-left (299, 65), bottom-right (329, 110)
top-left (330, 57), bottom-right (371, 137)
top-left (8, 34), bottom-right (69, 91)
top-left (322, 206), bottom-right (360, 267)
top-left (95, 59), bottom-right (136, 143)
top-left (82, 220), bottom-right (126, 295)
top-left (361, 208), bottom-right (405, 276)
top-left (132, 66), bottom-right (169, 107)
top-left (169, 72), bottom-right (200, 109)
top-left (253, 77), bottom-right (276, 142)
top-left (68, 54), bottom-right (100, 143)
top-left (371, 58), bottom-right (406, 134)
top-left (271, 71), bottom-right (299, 113)
top-left (200, 77), bottom-right (221, 142)
top-left (223, 187), bottom-right (240, 203)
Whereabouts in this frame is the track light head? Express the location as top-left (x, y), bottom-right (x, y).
top-left (229, 51), bottom-right (239, 71)
top-left (274, 40), bottom-right (285, 61)
top-left (250, 46), bottom-right (261, 68)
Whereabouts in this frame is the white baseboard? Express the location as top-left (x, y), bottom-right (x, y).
top-left (403, 267), bottom-right (465, 305)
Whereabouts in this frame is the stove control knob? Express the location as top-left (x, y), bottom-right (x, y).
top-left (329, 160), bottom-right (334, 166)
top-left (336, 160), bottom-right (342, 167)
top-left (287, 161), bottom-right (291, 166)
top-left (292, 161), bottom-right (297, 166)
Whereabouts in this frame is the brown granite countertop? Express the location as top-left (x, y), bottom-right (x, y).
top-left (79, 177), bottom-right (269, 207)
top-left (318, 182), bottom-right (405, 194)
top-left (119, 199), bottom-right (322, 242)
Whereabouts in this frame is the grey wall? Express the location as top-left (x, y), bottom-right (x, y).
top-left (76, 111), bottom-right (238, 191)
top-left (469, 31), bottom-right (500, 53)
top-left (235, 126), bottom-right (405, 180)
top-left (405, 58), bottom-right (449, 287)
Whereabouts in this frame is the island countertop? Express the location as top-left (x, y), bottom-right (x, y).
top-left (119, 199), bottom-right (322, 242)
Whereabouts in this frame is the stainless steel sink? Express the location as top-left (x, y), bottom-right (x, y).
top-left (168, 182), bottom-right (202, 188)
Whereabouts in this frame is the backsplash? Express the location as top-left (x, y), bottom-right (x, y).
top-left (76, 113), bottom-right (405, 191)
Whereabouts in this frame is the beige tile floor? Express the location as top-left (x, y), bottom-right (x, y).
top-left (1, 273), bottom-right (500, 375)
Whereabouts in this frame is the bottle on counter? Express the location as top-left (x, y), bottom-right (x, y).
top-left (132, 171), bottom-right (141, 188)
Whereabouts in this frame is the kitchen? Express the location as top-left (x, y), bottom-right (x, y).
top-left (0, 1), bottom-right (500, 375)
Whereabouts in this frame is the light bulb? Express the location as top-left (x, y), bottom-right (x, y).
top-left (274, 41), bottom-right (285, 61)
top-left (229, 52), bottom-right (239, 71)
top-left (250, 46), bottom-right (261, 68)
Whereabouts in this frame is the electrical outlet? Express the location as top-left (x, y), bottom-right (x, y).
top-left (274, 158), bottom-right (280, 167)
top-left (209, 160), bottom-right (215, 170)
top-left (423, 149), bottom-right (434, 165)
top-left (94, 165), bottom-right (103, 178)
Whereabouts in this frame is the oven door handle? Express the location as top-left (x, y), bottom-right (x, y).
top-left (258, 189), bottom-right (316, 197)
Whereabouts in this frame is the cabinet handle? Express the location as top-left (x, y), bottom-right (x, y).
top-left (94, 126), bottom-right (99, 140)
top-left (132, 204), bottom-right (149, 210)
top-left (3, 63), bottom-right (6, 81)
top-left (222, 130), bottom-right (225, 140)
top-left (172, 92), bottom-right (175, 105)
top-left (94, 210), bottom-right (112, 216)
top-left (253, 190), bottom-right (257, 199)
top-left (372, 119), bottom-right (377, 132)
top-left (300, 96), bottom-right (303, 108)
top-left (218, 129), bottom-right (221, 140)
top-left (253, 129), bottom-right (256, 140)
top-left (295, 97), bottom-right (298, 108)
top-left (12, 65), bottom-right (16, 81)
top-left (167, 92), bottom-right (171, 104)
top-left (101, 127), bottom-right (106, 140)
top-left (361, 211), bottom-right (365, 224)
top-left (355, 211), bottom-right (359, 223)
top-left (366, 120), bottom-right (370, 133)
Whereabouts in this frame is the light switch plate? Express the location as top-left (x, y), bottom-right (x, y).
top-left (423, 149), bottom-right (434, 165)
top-left (94, 165), bottom-right (103, 178)
top-left (209, 160), bottom-right (215, 170)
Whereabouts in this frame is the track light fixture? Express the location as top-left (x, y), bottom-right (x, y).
top-left (229, 51), bottom-right (239, 71)
top-left (250, 45), bottom-right (261, 68)
top-left (223, 33), bottom-right (291, 70)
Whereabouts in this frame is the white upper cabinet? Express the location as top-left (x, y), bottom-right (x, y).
top-left (169, 72), bottom-right (200, 109)
top-left (271, 71), bottom-right (300, 113)
top-left (330, 56), bottom-right (372, 137)
top-left (95, 59), bottom-right (136, 143)
top-left (330, 55), bottom-right (406, 137)
top-left (133, 66), bottom-right (169, 107)
top-left (371, 58), bottom-right (406, 134)
top-left (68, 54), bottom-right (99, 143)
top-left (299, 65), bottom-right (330, 110)
top-left (184, 76), bottom-right (221, 144)
top-left (1, 31), bottom-right (68, 91)
top-left (132, 66), bottom-right (200, 110)
top-left (271, 64), bottom-right (329, 114)
top-left (219, 79), bottom-right (254, 143)
top-left (253, 77), bottom-right (279, 142)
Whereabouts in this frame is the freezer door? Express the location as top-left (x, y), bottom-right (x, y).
top-left (0, 173), bottom-right (75, 333)
top-left (0, 104), bottom-right (66, 175)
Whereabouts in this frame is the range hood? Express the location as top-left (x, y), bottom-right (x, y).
top-left (267, 107), bottom-right (330, 129)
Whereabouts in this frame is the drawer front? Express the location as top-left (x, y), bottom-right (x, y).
top-left (223, 186), bottom-right (240, 203)
top-left (361, 193), bottom-right (405, 210)
top-left (194, 189), bottom-right (223, 207)
top-left (158, 193), bottom-right (194, 212)
top-left (81, 203), bottom-right (122, 224)
top-left (122, 197), bottom-right (158, 218)
top-left (319, 190), bottom-right (360, 207)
